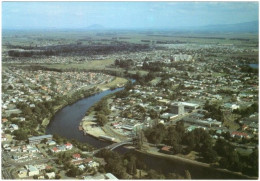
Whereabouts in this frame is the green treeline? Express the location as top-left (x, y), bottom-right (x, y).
top-left (6, 88), bottom-right (97, 141)
top-left (144, 122), bottom-right (258, 176)
top-left (95, 149), bottom-right (190, 179)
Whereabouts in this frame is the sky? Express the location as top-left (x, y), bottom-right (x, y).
top-left (2, 1), bottom-right (259, 29)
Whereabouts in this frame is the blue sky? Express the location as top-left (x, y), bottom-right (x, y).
top-left (2, 2), bottom-right (259, 29)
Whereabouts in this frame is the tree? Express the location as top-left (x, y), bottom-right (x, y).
top-left (202, 148), bottom-right (218, 163)
top-left (214, 139), bottom-right (234, 157)
top-left (66, 166), bottom-right (83, 177)
top-left (146, 169), bottom-right (165, 179)
top-left (248, 148), bottom-right (258, 176)
top-left (55, 174), bottom-right (61, 179)
top-left (167, 173), bottom-right (184, 179)
top-left (13, 129), bottom-right (28, 140)
top-left (144, 123), bottom-right (166, 145)
top-left (33, 175), bottom-right (38, 179)
top-left (149, 109), bottom-right (158, 119)
top-left (105, 158), bottom-right (126, 179)
top-left (175, 121), bottom-right (185, 140)
top-left (96, 114), bottom-right (108, 126)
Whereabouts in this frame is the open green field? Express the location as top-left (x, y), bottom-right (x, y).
top-left (43, 59), bottom-right (114, 70)
top-left (97, 77), bottom-right (128, 90)
top-left (3, 29), bottom-right (258, 47)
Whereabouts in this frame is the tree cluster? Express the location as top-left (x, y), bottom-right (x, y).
top-left (215, 139), bottom-right (258, 176)
top-left (114, 59), bottom-right (134, 68)
top-left (144, 122), bottom-right (217, 161)
top-left (204, 101), bottom-right (223, 122)
top-left (142, 61), bottom-right (163, 72)
top-left (233, 103), bottom-right (258, 118)
top-left (93, 99), bottom-right (110, 126)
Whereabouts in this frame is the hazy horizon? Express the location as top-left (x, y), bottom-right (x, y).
top-left (2, 2), bottom-right (259, 30)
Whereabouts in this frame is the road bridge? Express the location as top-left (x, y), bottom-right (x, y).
top-left (90, 139), bottom-right (134, 155)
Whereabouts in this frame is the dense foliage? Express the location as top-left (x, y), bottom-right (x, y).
top-left (144, 121), bottom-right (258, 176)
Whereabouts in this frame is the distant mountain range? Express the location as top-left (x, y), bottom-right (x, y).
top-left (85, 21), bottom-right (258, 33)
top-left (86, 24), bottom-right (105, 30)
top-left (3, 21), bottom-right (258, 33)
top-left (197, 21), bottom-right (258, 33)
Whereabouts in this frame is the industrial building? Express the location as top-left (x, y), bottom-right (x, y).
top-left (182, 117), bottom-right (222, 128)
top-left (170, 102), bottom-right (199, 115)
top-left (28, 135), bottom-right (53, 145)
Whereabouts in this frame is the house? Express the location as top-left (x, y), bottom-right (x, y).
top-left (72, 153), bottom-right (81, 160)
top-left (37, 175), bottom-right (45, 179)
top-left (28, 147), bottom-right (39, 153)
top-left (65, 142), bottom-right (73, 150)
top-left (2, 118), bottom-right (8, 123)
top-left (35, 164), bottom-right (46, 171)
top-left (88, 161), bottom-right (99, 168)
top-left (51, 147), bottom-right (60, 153)
top-left (45, 165), bottom-right (52, 170)
top-left (26, 165), bottom-right (39, 177)
top-left (9, 124), bottom-right (19, 131)
top-left (28, 135), bottom-right (53, 145)
top-left (46, 140), bottom-right (56, 146)
top-left (224, 103), bottom-right (240, 111)
top-left (160, 113), bottom-right (178, 120)
top-left (46, 172), bottom-right (55, 179)
top-left (10, 146), bottom-right (20, 152)
top-left (231, 131), bottom-right (249, 139)
top-left (21, 145), bottom-right (28, 152)
top-left (160, 146), bottom-right (172, 154)
top-left (78, 165), bottom-right (86, 170)
top-left (71, 159), bottom-right (84, 166)
top-left (58, 145), bottom-right (66, 151)
top-left (2, 134), bottom-right (7, 141)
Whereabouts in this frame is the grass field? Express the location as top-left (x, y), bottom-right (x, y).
top-left (43, 59), bottom-right (114, 70)
top-left (97, 77), bottom-right (128, 90)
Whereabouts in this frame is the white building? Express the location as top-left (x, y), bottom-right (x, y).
top-left (25, 165), bottom-right (39, 177)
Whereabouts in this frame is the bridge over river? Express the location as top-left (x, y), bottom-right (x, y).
top-left (83, 139), bottom-right (134, 155)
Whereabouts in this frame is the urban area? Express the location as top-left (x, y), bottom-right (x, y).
top-left (2, 2), bottom-right (259, 180)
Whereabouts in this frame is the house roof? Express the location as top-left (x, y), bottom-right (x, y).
top-left (161, 146), bottom-right (171, 152)
top-left (73, 153), bottom-right (81, 159)
top-left (65, 142), bottom-right (72, 146)
top-left (52, 147), bottom-right (59, 152)
top-left (231, 131), bottom-right (248, 137)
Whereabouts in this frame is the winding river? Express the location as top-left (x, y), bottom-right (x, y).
top-left (46, 87), bottom-right (124, 148)
top-left (46, 82), bottom-right (251, 179)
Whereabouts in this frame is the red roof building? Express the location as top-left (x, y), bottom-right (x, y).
top-left (65, 142), bottom-right (73, 150)
top-left (52, 147), bottom-right (60, 153)
top-left (72, 153), bottom-right (81, 160)
top-left (231, 131), bottom-right (249, 139)
top-left (160, 146), bottom-right (172, 154)
top-left (2, 118), bottom-right (8, 123)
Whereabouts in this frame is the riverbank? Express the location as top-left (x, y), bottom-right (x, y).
top-left (136, 148), bottom-right (257, 179)
top-left (80, 116), bottom-right (121, 143)
top-left (45, 76), bottom-right (128, 128)
top-left (97, 77), bottom-right (128, 91)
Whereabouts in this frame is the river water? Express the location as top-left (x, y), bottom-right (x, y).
top-left (46, 84), bottom-right (251, 179)
top-left (46, 87), bottom-right (123, 148)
